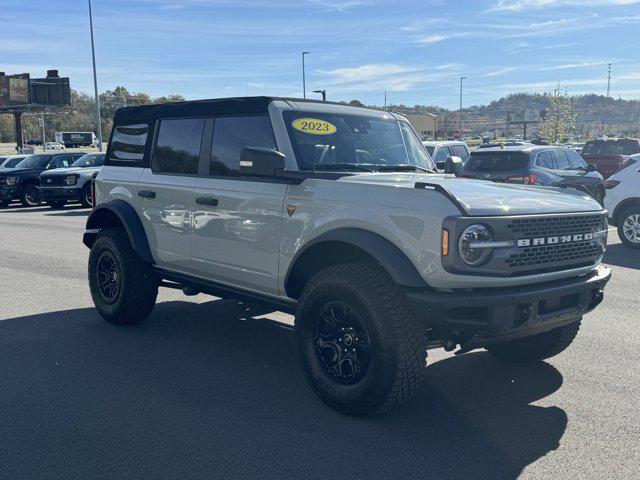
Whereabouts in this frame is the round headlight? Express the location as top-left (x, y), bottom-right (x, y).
top-left (64, 175), bottom-right (78, 185)
top-left (458, 224), bottom-right (493, 266)
top-left (5, 176), bottom-right (19, 186)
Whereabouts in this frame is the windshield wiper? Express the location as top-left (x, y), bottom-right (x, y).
top-left (377, 164), bottom-right (432, 173)
top-left (313, 163), bottom-right (375, 172)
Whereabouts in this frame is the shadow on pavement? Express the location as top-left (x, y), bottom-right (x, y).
top-left (44, 208), bottom-right (90, 217)
top-left (603, 242), bottom-right (640, 270)
top-left (0, 300), bottom-right (567, 480)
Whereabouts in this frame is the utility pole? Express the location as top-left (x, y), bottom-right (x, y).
top-left (41, 112), bottom-right (46, 151)
top-left (313, 89), bottom-right (326, 101)
top-left (384, 91), bottom-right (387, 110)
top-left (88, 0), bottom-right (103, 151)
top-left (459, 76), bottom-right (466, 136)
top-left (302, 51), bottom-right (310, 99)
top-left (607, 63), bottom-right (611, 97)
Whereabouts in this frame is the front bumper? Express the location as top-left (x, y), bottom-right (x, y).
top-left (406, 265), bottom-right (611, 351)
top-left (40, 186), bottom-right (82, 201)
top-left (0, 186), bottom-right (19, 202)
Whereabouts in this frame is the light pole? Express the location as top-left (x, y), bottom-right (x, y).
top-left (459, 76), bottom-right (466, 137)
top-left (88, 0), bottom-right (103, 151)
top-left (313, 89), bottom-right (326, 101)
top-left (302, 51), bottom-right (310, 99)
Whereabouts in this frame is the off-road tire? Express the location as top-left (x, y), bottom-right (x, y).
top-left (487, 319), bottom-right (581, 363)
top-left (617, 206), bottom-right (640, 249)
top-left (81, 184), bottom-right (92, 208)
top-left (47, 200), bottom-right (66, 209)
top-left (296, 262), bottom-right (427, 416)
top-left (21, 184), bottom-right (41, 207)
top-left (88, 228), bottom-right (158, 325)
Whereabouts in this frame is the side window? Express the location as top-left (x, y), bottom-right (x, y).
top-left (552, 150), bottom-right (571, 170)
top-left (566, 150), bottom-right (587, 171)
top-left (433, 146), bottom-right (451, 164)
top-left (48, 155), bottom-right (70, 169)
top-left (210, 115), bottom-right (276, 177)
top-left (108, 124), bottom-right (149, 165)
top-left (153, 118), bottom-right (204, 175)
top-left (535, 151), bottom-right (555, 169)
top-left (451, 144), bottom-right (469, 161)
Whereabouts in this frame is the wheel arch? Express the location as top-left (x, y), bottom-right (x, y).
top-left (83, 199), bottom-right (154, 264)
top-left (612, 197), bottom-right (640, 226)
top-left (284, 228), bottom-right (428, 299)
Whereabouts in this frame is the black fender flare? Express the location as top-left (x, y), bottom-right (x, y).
top-left (284, 228), bottom-right (428, 297)
top-left (83, 199), bottom-right (154, 264)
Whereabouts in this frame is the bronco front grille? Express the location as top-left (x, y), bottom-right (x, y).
top-left (506, 241), bottom-right (603, 269)
top-left (507, 214), bottom-right (604, 238)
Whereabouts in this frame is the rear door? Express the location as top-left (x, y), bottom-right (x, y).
top-left (136, 117), bottom-right (204, 270)
top-left (190, 115), bottom-right (286, 295)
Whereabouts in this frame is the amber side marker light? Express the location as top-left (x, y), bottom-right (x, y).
top-left (441, 229), bottom-right (449, 256)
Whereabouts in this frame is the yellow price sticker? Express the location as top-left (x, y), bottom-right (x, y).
top-left (292, 118), bottom-right (337, 135)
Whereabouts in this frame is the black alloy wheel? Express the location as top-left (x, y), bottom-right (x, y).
top-left (313, 301), bottom-right (372, 385)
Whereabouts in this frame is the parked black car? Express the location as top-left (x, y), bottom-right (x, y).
top-left (40, 152), bottom-right (105, 208)
top-left (463, 145), bottom-right (606, 204)
top-left (0, 152), bottom-right (86, 207)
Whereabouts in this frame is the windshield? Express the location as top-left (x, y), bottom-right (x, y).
top-left (284, 111), bottom-right (434, 172)
top-left (2, 157), bottom-right (25, 168)
top-left (71, 153), bottom-right (105, 168)
top-left (15, 155), bottom-right (52, 169)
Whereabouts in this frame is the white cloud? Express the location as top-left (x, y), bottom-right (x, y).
top-left (489, 0), bottom-right (640, 11)
top-left (414, 32), bottom-right (468, 45)
top-left (484, 67), bottom-right (518, 77)
top-left (317, 64), bottom-right (421, 84)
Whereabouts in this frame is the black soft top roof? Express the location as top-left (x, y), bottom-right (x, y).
top-left (112, 96), bottom-right (274, 124)
top-left (111, 96), bottom-right (374, 125)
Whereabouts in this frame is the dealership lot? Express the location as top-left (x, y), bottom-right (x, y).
top-left (0, 205), bottom-right (638, 479)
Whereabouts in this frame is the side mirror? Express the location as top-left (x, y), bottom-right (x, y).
top-left (444, 155), bottom-right (463, 177)
top-left (587, 163), bottom-right (597, 172)
top-left (239, 147), bottom-right (285, 178)
top-left (435, 161), bottom-right (446, 171)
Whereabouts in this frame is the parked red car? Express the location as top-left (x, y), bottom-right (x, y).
top-left (581, 138), bottom-right (640, 179)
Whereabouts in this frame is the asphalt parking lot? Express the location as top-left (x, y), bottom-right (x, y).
top-left (0, 204), bottom-right (638, 480)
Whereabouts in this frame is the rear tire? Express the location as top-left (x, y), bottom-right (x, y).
top-left (88, 228), bottom-right (158, 325)
top-left (21, 184), bottom-right (41, 207)
top-left (487, 319), bottom-right (581, 363)
top-left (296, 262), bottom-right (427, 416)
top-left (617, 206), bottom-right (640, 249)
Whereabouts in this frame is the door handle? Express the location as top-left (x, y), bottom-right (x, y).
top-left (138, 190), bottom-right (156, 199)
top-left (195, 196), bottom-right (219, 206)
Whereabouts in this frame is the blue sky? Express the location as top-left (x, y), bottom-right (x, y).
top-left (2, 0), bottom-right (639, 108)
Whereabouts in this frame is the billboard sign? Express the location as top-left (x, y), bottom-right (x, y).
top-left (506, 109), bottom-right (540, 124)
top-left (0, 73), bottom-right (30, 107)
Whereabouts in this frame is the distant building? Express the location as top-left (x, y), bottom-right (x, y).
top-left (401, 113), bottom-right (437, 140)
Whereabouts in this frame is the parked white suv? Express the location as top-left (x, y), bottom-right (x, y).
top-left (83, 97), bottom-right (610, 416)
top-left (604, 154), bottom-right (640, 248)
top-left (422, 140), bottom-right (470, 171)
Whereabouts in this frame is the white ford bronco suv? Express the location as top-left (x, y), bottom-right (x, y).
top-left (84, 97), bottom-right (611, 416)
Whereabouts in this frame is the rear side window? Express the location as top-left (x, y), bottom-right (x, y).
top-left (552, 150), bottom-right (571, 170)
top-left (451, 144), bottom-right (469, 161)
top-left (466, 152), bottom-right (530, 171)
top-left (535, 151), bottom-right (555, 169)
top-left (108, 124), bottom-right (149, 164)
top-left (433, 147), bottom-right (451, 164)
top-left (210, 116), bottom-right (276, 177)
top-left (153, 118), bottom-right (204, 175)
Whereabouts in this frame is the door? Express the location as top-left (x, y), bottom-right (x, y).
top-left (191, 115), bottom-right (286, 295)
top-left (136, 117), bottom-right (204, 270)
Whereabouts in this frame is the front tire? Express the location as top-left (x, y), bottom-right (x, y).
top-left (296, 262), bottom-right (427, 416)
top-left (88, 228), bottom-right (158, 325)
top-left (81, 184), bottom-right (92, 208)
top-left (21, 184), bottom-right (41, 207)
top-left (487, 319), bottom-right (581, 363)
top-left (618, 206), bottom-right (640, 249)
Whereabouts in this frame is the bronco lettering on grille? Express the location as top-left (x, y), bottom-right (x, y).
top-left (517, 233), bottom-right (594, 247)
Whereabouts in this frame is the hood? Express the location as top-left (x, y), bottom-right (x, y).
top-left (0, 167), bottom-right (41, 176)
top-left (41, 166), bottom-right (102, 176)
top-left (337, 173), bottom-right (603, 216)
